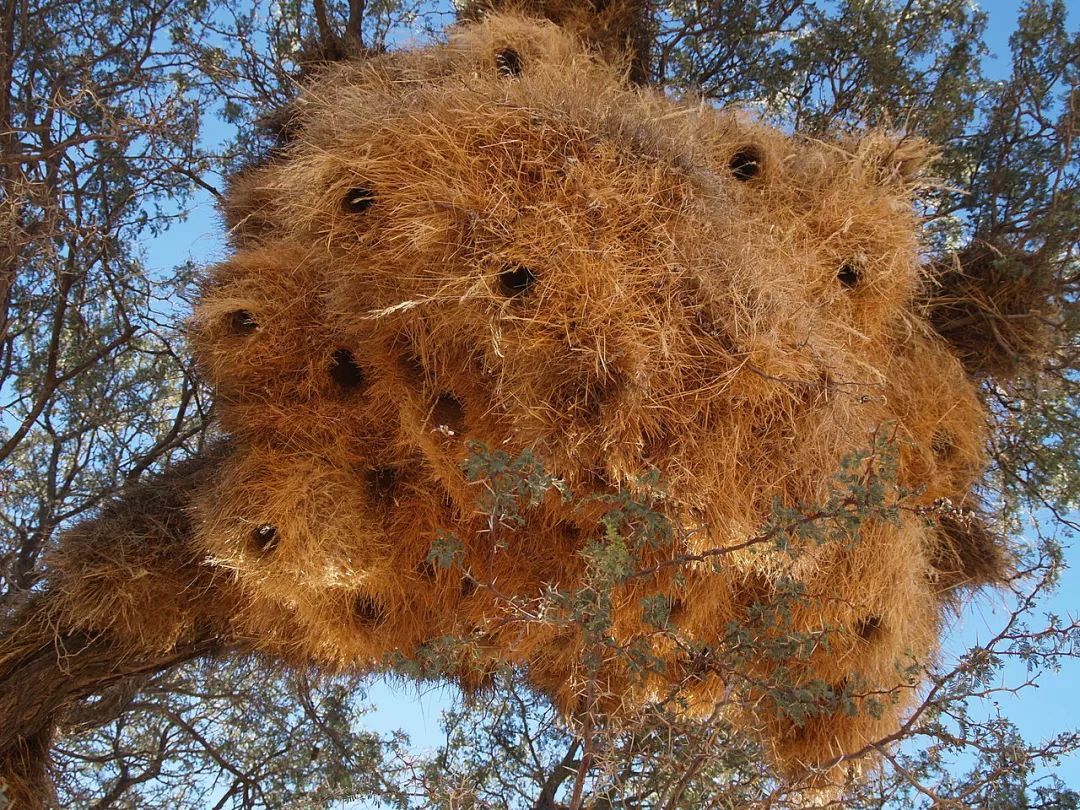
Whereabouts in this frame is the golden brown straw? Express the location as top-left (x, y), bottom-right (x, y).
top-left (1, 10), bottom-right (1011, 802)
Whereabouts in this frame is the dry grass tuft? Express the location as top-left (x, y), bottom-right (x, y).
top-left (925, 238), bottom-right (1060, 378)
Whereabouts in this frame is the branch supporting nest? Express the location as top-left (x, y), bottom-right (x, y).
top-left (0, 449), bottom-right (236, 808)
top-left (0, 601), bottom-right (226, 809)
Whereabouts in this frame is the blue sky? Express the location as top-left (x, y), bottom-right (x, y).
top-left (143, 0), bottom-right (1080, 798)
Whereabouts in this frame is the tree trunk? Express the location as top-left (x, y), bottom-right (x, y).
top-left (0, 612), bottom-right (224, 809)
top-left (0, 448), bottom-right (235, 808)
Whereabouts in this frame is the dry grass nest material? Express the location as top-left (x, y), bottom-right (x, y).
top-left (10, 11), bottom-right (1015, 784)
top-left (925, 237), bottom-right (1060, 378)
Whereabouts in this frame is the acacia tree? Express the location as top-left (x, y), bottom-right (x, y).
top-left (0, 0), bottom-right (1077, 807)
top-left (0, 0), bottom-right (426, 803)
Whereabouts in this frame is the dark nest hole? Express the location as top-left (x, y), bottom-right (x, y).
top-left (728, 145), bottom-right (763, 182)
top-left (460, 575), bottom-right (478, 598)
top-left (498, 265), bottom-right (537, 297)
top-left (679, 648), bottom-right (715, 682)
top-left (837, 261), bottom-right (862, 289)
top-left (854, 615), bottom-right (882, 642)
top-left (666, 597), bottom-right (687, 626)
top-left (642, 426), bottom-right (676, 464)
top-left (431, 392), bottom-right (466, 435)
top-left (354, 595), bottom-right (388, 626)
top-left (251, 524), bottom-right (278, 553)
top-left (582, 465), bottom-right (615, 492)
top-left (228, 309), bottom-right (258, 335)
top-left (365, 467), bottom-right (397, 502)
top-left (341, 186), bottom-right (376, 215)
top-left (495, 47), bottom-right (523, 78)
top-left (558, 522), bottom-right (581, 543)
top-left (329, 348), bottom-right (365, 392)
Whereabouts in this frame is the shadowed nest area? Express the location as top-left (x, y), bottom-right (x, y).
top-left (0, 7), bottom-right (1022, 804)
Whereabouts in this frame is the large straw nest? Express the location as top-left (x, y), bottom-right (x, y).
top-left (12, 12), bottom-right (1011, 783)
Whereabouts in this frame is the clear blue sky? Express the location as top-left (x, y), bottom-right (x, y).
top-left (143, 0), bottom-right (1080, 796)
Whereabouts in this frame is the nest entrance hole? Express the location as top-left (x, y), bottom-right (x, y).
top-left (854, 615), bottom-right (883, 642)
top-left (460, 575), bottom-right (478, 598)
top-left (837, 262), bottom-right (862, 288)
top-left (252, 524), bottom-right (278, 553)
top-left (365, 467), bottom-right (398, 502)
top-left (729, 146), bottom-right (763, 181)
top-left (342, 186), bottom-right (375, 214)
top-left (495, 47), bottom-right (523, 78)
top-left (498, 265), bottom-right (537, 297)
top-left (329, 348), bottom-right (365, 392)
top-left (432, 392), bottom-right (466, 435)
top-left (354, 595), bottom-right (387, 626)
top-left (229, 310), bottom-right (258, 335)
